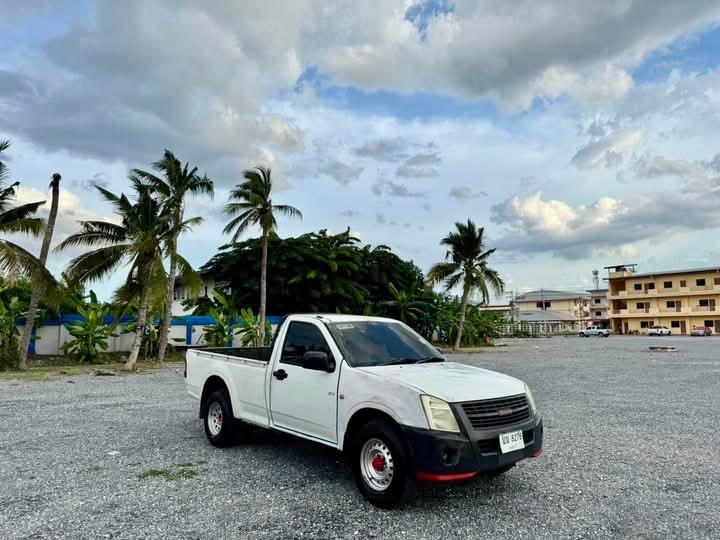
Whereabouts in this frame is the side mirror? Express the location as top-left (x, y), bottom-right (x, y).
top-left (302, 351), bottom-right (335, 372)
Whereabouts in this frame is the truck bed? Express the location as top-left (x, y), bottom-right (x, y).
top-left (185, 347), bottom-right (271, 427)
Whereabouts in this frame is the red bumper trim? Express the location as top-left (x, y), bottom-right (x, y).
top-left (531, 448), bottom-right (544, 458)
top-left (416, 471), bottom-right (478, 482)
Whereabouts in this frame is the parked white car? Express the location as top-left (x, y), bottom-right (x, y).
top-left (578, 326), bottom-right (610, 337)
top-left (185, 314), bottom-right (543, 508)
top-left (647, 325), bottom-right (671, 336)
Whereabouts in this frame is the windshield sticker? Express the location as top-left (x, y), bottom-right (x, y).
top-left (335, 323), bottom-right (355, 330)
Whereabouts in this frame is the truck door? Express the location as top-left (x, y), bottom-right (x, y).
top-left (269, 320), bottom-right (341, 443)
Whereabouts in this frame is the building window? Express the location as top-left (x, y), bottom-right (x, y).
top-left (646, 283), bottom-right (655, 290)
top-left (671, 321), bottom-right (680, 328)
top-left (535, 301), bottom-right (551, 309)
top-left (704, 320), bottom-right (714, 328)
top-left (640, 321), bottom-right (650, 328)
top-left (697, 278), bottom-right (706, 286)
top-left (699, 299), bottom-right (709, 307)
top-left (680, 280), bottom-right (687, 287)
top-left (594, 298), bottom-right (601, 304)
top-left (663, 281), bottom-right (672, 288)
top-left (595, 311), bottom-right (601, 317)
top-left (173, 287), bottom-right (185, 301)
top-left (633, 283), bottom-right (642, 291)
top-left (714, 277), bottom-right (720, 285)
top-left (666, 301), bottom-right (675, 308)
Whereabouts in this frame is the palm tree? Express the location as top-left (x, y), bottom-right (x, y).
top-left (18, 173), bottom-right (61, 369)
top-left (224, 166), bottom-right (302, 345)
top-left (0, 143), bottom-right (59, 362)
top-left (131, 150), bottom-right (214, 363)
top-left (427, 220), bottom-right (504, 350)
top-left (56, 184), bottom-right (191, 370)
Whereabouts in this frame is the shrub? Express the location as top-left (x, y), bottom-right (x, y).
top-left (62, 291), bottom-right (114, 363)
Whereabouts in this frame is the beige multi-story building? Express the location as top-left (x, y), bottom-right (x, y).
top-left (587, 288), bottom-right (609, 327)
top-left (513, 290), bottom-right (591, 320)
top-left (607, 265), bottom-right (720, 335)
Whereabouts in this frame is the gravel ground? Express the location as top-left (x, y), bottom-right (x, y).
top-left (1, 336), bottom-right (719, 539)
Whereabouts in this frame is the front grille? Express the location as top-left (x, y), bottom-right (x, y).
top-left (461, 394), bottom-right (531, 430)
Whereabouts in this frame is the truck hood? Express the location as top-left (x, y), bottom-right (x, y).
top-left (356, 361), bottom-right (526, 403)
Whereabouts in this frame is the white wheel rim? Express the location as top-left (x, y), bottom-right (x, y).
top-left (360, 438), bottom-right (394, 492)
top-left (208, 401), bottom-right (223, 436)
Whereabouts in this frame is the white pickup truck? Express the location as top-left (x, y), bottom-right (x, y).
top-left (185, 314), bottom-right (543, 508)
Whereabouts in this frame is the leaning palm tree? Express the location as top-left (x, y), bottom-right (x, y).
top-left (224, 166), bottom-right (301, 345)
top-left (56, 184), bottom-right (195, 370)
top-left (18, 173), bottom-right (61, 369)
top-left (427, 220), bottom-right (504, 350)
top-left (131, 150), bottom-right (214, 363)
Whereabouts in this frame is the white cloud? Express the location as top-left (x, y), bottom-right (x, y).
top-left (571, 129), bottom-right (644, 169)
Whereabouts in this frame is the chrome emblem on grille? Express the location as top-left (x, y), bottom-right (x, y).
top-left (497, 408), bottom-right (513, 416)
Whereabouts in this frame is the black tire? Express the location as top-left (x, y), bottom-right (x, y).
top-left (203, 390), bottom-right (237, 447)
top-left (349, 418), bottom-right (416, 509)
top-left (578, 333), bottom-right (585, 337)
top-left (483, 464), bottom-right (515, 477)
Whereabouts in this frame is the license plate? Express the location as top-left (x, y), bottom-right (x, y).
top-left (499, 430), bottom-right (525, 454)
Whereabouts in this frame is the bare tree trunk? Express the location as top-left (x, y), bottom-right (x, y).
top-left (155, 252), bottom-right (176, 363)
top-left (125, 281), bottom-right (150, 371)
top-left (258, 231), bottom-right (268, 346)
top-left (453, 286), bottom-right (471, 351)
top-left (19, 174), bottom-right (60, 369)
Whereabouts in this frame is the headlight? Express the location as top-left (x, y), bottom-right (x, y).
top-left (420, 395), bottom-right (460, 433)
top-left (524, 383), bottom-right (537, 415)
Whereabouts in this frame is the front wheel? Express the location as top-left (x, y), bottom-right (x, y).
top-left (350, 419), bottom-right (416, 509)
top-left (579, 333), bottom-right (585, 337)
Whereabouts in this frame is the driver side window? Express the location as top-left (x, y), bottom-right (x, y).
top-left (281, 322), bottom-right (333, 367)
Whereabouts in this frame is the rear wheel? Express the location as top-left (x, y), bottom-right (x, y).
top-left (350, 419), bottom-right (416, 509)
top-left (203, 390), bottom-right (237, 447)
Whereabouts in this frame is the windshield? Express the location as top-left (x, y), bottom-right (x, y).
top-left (328, 321), bottom-right (442, 367)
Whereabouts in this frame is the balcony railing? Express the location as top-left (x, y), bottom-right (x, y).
top-left (629, 308), bottom-right (651, 314)
top-left (659, 306), bottom-right (682, 313)
top-left (611, 309), bottom-right (628, 315)
top-left (690, 284), bottom-right (715, 291)
top-left (693, 305), bottom-right (717, 312)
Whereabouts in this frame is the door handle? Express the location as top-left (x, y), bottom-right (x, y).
top-left (273, 369), bottom-right (288, 381)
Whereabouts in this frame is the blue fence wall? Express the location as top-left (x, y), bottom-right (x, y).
top-left (18, 315), bottom-right (286, 355)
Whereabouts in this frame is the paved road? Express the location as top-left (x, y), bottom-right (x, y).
top-left (1, 336), bottom-right (718, 539)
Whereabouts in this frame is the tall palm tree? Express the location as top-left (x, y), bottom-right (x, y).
top-left (131, 150), bottom-right (214, 363)
top-left (380, 281), bottom-right (428, 324)
top-left (56, 184), bottom-right (193, 370)
top-left (18, 173), bottom-right (61, 369)
top-left (427, 220), bottom-right (504, 350)
top-left (0, 142), bottom-right (58, 346)
top-left (224, 166), bottom-right (301, 345)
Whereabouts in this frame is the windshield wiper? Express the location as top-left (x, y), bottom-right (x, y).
top-left (416, 356), bottom-right (445, 364)
top-left (379, 356), bottom-right (445, 366)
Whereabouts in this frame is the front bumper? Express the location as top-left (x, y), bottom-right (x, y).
top-left (402, 417), bottom-right (543, 480)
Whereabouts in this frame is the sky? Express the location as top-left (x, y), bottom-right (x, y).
top-left (1, 0), bottom-right (720, 302)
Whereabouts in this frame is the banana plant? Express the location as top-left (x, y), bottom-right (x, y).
top-left (200, 290), bottom-right (240, 347)
top-left (237, 307), bottom-right (272, 346)
top-left (0, 291), bottom-right (22, 370)
top-left (61, 291), bottom-right (114, 363)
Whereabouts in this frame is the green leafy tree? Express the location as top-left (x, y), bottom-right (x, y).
top-left (197, 229), bottom-right (420, 315)
top-left (427, 220), bottom-right (504, 350)
top-left (61, 291), bottom-right (114, 363)
top-left (56, 185), bottom-right (184, 370)
top-left (224, 166), bottom-right (302, 345)
top-left (131, 150), bottom-right (213, 363)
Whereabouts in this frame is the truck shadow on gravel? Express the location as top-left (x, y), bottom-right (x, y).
top-left (220, 423), bottom-right (528, 508)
